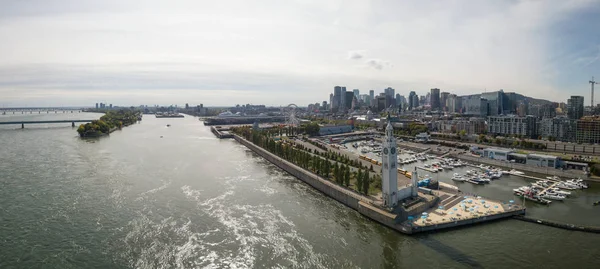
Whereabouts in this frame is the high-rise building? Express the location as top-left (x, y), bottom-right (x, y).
top-left (408, 91), bottom-right (417, 110)
top-left (344, 91), bottom-right (354, 111)
top-left (430, 88), bottom-right (441, 110)
top-left (353, 89), bottom-right (360, 98)
top-left (109, 104), bottom-right (113, 109)
top-left (384, 87), bottom-right (395, 98)
top-left (447, 94), bottom-right (458, 113)
top-left (481, 90), bottom-right (505, 116)
top-left (322, 101), bottom-right (328, 110)
top-left (340, 86), bottom-right (347, 111)
top-left (95, 103), bottom-right (99, 109)
top-left (567, 96), bottom-right (584, 120)
top-left (395, 93), bottom-right (401, 107)
top-left (369, 90), bottom-right (374, 102)
top-left (333, 86), bottom-right (342, 111)
top-left (329, 93), bottom-right (334, 110)
top-left (440, 92), bottom-right (450, 111)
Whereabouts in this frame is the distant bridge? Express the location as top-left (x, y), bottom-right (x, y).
top-left (0, 120), bottom-right (95, 128)
top-left (0, 107), bottom-right (83, 114)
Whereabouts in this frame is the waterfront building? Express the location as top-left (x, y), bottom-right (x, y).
top-left (482, 148), bottom-right (513, 161)
top-left (526, 154), bottom-right (560, 169)
top-left (567, 96), bottom-right (584, 120)
top-left (487, 115), bottom-right (538, 138)
top-left (430, 88), bottom-right (440, 110)
top-left (318, 125), bottom-right (353, 136)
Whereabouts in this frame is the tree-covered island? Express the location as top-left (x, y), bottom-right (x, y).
top-left (77, 109), bottom-right (142, 137)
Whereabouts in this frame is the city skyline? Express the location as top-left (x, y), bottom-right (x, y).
top-left (1, 0), bottom-right (599, 107)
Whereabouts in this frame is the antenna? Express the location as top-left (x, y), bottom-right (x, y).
top-left (590, 76), bottom-right (599, 107)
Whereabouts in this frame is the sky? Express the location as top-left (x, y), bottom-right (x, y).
top-left (0, 0), bottom-right (599, 107)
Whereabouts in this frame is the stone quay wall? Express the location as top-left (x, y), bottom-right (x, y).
top-left (234, 135), bottom-right (417, 234)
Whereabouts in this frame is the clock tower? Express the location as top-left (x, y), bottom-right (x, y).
top-left (381, 116), bottom-right (398, 208)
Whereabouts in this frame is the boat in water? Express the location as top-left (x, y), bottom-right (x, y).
top-left (451, 173), bottom-right (466, 182)
top-left (509, 169), bottom-right (525, 176)
top-left (539, 193), bottom-right (566, 201)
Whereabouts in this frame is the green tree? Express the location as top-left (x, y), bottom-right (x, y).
top-left (356, 168), bottom-right (363, 192)
top-left (362, 173), bottom-right (370, 195)
top-left (344, 166), bottom-right (350, 187)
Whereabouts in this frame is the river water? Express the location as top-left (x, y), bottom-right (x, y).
top-left (1, 113), bottom-right (599, 269)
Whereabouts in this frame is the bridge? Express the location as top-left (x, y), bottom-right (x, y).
top-left (0, 107), bottom-right (83, 114)
top-left (0, 120), bottom-right (95, 128)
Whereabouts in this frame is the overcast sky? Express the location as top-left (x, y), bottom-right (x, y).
top-left (0, 0), bottom-right (599, 107)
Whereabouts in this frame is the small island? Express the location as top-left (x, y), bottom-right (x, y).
top-left (77, 109), bottom-right (142, 137)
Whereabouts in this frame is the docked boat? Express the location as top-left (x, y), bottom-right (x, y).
top-left (441, 164), bottom-right (453, 170)
top-left (471, 177), bottom-right (490, 184)
top-left (466, 178), bottom-right (485, 185)
top-left (513, 189), bottom-right (552, 205)
top-left (360, 148), bottom-right (369, 154)
top-left (546, 176), bottom-right (561, 181)
top-left (509, 169), bottom-right (525, 176)
top-left (566, 178), bottom-right (588, 189)
top-left (556, 182), bottom-right (578, 190)
top-left (548, 188), bottom-right (571, 196)
top-left (424, 164), bottom-right (431, 168)
top-left (451, 173), bottom-right (466, 182)
top-left (540, 193), bottom-right (566, 201)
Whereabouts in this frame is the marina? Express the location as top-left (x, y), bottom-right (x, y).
top-left (309, 133), bottom-right (600, 228)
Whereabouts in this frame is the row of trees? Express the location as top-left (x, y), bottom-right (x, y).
top-left (232, 126), bottom-right (376, 195)
top-left (477, 134), bottom-right (547, 150)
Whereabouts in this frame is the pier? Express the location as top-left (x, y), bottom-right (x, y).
top-left (0, 120), bottom-right (94, 128)
top-left (211, 126), bottom-right (234, 139)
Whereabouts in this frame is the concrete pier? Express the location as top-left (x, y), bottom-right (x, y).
top-left (211, 126), bottom-right (234, 139)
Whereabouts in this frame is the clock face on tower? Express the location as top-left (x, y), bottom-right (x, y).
top-left (383, 148), bottom-right (389, 155)
top-left (391, 147), bottom-right (396, 154)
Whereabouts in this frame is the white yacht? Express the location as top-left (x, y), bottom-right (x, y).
top-left (451, 173), bottom-right (466, 182)
top-left (548, 188), bottom-right (571, 196)
top-left (540, 193), bottom-right (566, 201)
top-left (509, 169), bottom-right (525, 176)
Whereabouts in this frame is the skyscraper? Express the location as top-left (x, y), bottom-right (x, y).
top-left (353, 89), bottom-right (360, 98)
top-left (95, 103), bottom-right (98, 109)
top-left (567, 96), bottom-right (584, 120)
top-left (408, 91), bottom-right (419, 110)
top-left (344, 92), bottom-right (354, 111)
top-left (333, 86), bottom-right (342, 111)
top-left (340, 87), bottom-right (347, 111)
top-left (430, 88), bottom-right (441, 111)
top-left (440, 92), bottom-right (450, 111)
top-left (369, 90), bottom-right (374, 102)
top-left (384, 87), bottom-right (395, 98)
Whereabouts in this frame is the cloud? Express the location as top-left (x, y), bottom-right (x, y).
top-left (347, 50), bottom-right (364, 60)
top-left (0, 0), bottom-right (598, 105)
top-left (365, 59), bottom-right (392, 70)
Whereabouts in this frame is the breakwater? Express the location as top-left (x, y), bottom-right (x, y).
top-left (513, 215), bottom-right (600, 233)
